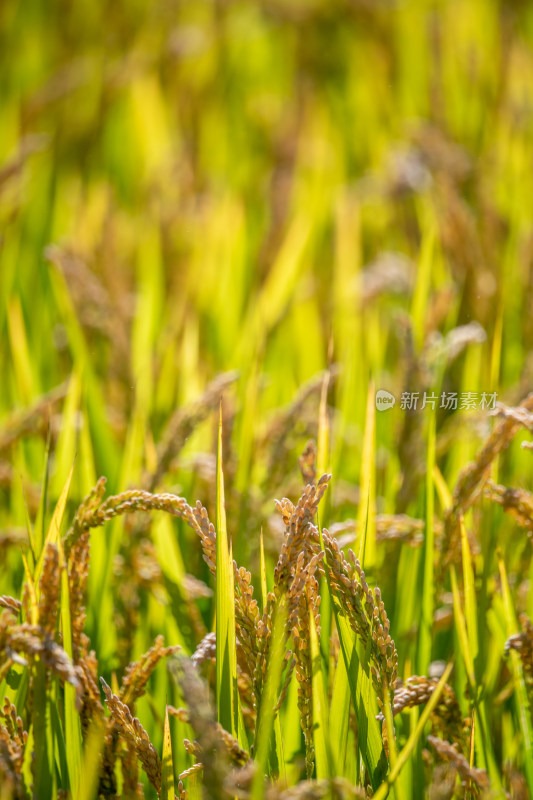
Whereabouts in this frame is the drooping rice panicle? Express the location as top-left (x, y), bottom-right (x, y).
top-left (171, 656), bottom-right (229, 800)
top-left (442, 392), bottom-right (533, 569)
top-left (287, 550), bottom-right (324, 777)
top-left (330, 514), bottom-right (427, 548)
top-left (37, 543), bottom-right (60, 635)
top-left (298, 440), bottom-right (317, 486)
top-left (262, 374), bottom-right (337, 493)
top-left (483, 480), bottom-right (533, 536)
top-left (0, 382), bottom-right (68, 453)
top-left (119, 634), bottom-right (180, 707)
top-left (0, 611), bottom-right (83, 706)
top-left (0, 697), bottom-right (27, 798)
top-left (146, 370), bottom-right (239, 491)
top-left (191, 631), bottom-right (217, 670)
top-left (382, 675), bottom-right (466, 747)
top-left (266, 777), bottom-right (367, 799)
top-left (45, 245), bottom-right (132, 373)
top-left (505, 614), bottom-right (533, 700)
top-left (63, 481), bottom-right (218, 570)
top-left (0, 596), bottom-right (22, 616)
top-left (101, 678), bottom-right (162, 794)
top-left (489, 403), bottom-right (533, 431)
top-left (67, 530), bottom-right (90, 649)
top-left (321, 529), bottom-right (398, 710)
top-left (273, 475), bottom-right (330, 592)
top-left (427, 735), bottom-right (490, 794)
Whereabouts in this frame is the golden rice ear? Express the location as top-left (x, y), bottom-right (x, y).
top-left (0, 382), bottom-right (68, 453)
top-left (147, 371), bottom-right (239, 492)
top-left (273, 474), bottom-right (330, 592)
top-left (100, 677), bottom-right (162, 794)
top-left (383, 675), bottom-right (466, 749)
top-left (286, 550), bottom-right (325, 778)
top-left (505, 614), bottom-right (533, 694)
top-left (441, 392), bottom-right (533, 572)
top-left (321, 529), bottom-right (398, 708)
top-left (298, 440), bottom-right (317, 486)
top-left (262, 371), bottom-right (337, 495)
top-left (170, 655), bottom-right (230, 800)
top-left (484, 480), bottom-right (533, 536)
top-left (427, 736), bottom-right (490, 792)
top-left (67, 530), bottom-right (90, 662)
top-left (0, 595), bottom-right (22, 616)
top-left (119, 635), bottom-right (180, 707)
top-left (37, 543), bottom-right (60, 635)
top-left (0, 697), bottom-right (27, 797)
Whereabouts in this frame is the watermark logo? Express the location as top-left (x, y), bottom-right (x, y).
top-left (375, 389), bottom-right (498, 411)
top-left (375, 389), bottom-right (396, 411)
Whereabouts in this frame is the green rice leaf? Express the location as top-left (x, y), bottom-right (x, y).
top-left (418, 404), bottom-right (436, 674)
top-left (309, 609), bottom-right (331, 779)
top-left (329, 643), bottom-right (351, 777)
top-left (58, 535), bottom-right (83, 795)
top-left (34, 462), bottom-right (74, 592)
top-left (76, 720), bottom-right (106, 800)
top-left (251, 595), bottom-right (288, 800)
top-left (358, 379), bottom-right (376, 568)
top-left (373, 662), bottom-right (454, 800)
top-left (498, 553), bottom-right (533, 793)
top-left (161, 705), bottom-right (175, 800)
top-left (216, 404), bottom-right (238, 738)
top-left (334, 612), bottom-right (387, 790)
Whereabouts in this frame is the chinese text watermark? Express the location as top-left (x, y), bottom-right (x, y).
top-left (375, 390), bottom-right (497, 412)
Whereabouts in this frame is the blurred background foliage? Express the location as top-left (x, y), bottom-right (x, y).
top-left (3, 0), bottom-right (533, 626)
top-left (3, 0), bottom-right (533, 460)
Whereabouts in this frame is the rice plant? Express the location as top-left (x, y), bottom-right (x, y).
top-left (2, 1), bottom-right (533, 798)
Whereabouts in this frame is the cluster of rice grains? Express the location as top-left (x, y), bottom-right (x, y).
top-left (0, 531), bottom-right (179, 798)
top-left (0, 460), bottom-right (391, 798)
top-left (2, 392), bottom-right (533, 798)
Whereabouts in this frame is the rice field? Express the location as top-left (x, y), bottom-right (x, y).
top-left (1, 1), bottom-right (533, 798)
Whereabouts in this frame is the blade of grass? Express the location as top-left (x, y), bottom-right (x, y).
top-left (216, 403), bottom-right (238, 738)
top-left (58, 533), bottom-right (83, 796)
top-left (317, 370), bottom-right (332, 671)
top-left (450, 565), bottom-right (476, 687)
top-left (34, 462), bottom-right (74, 591)
top-left (77, 719), bottom-right (106, 800)
top-left (188, 768), bottom-right (203, 800)
top-left (280, 668), bottom-right (303, 786)
top-left (417, 404), bottom-right (436, 674)
top-left (373, 662), bottom-right (454, 800)
top-left (459, 515), bottom-right (479, 673)
top-left (458, 513), bottom-right (500, 781)
top-left (309, 608), bottom-right (332, 780)
top-left (259, 528), bottom-right (268, 610)
top-left (334, 612), bottom-right (387, 790)
top-left (49, 684), bottom-right (68, 788)
top-left (328, 644), bottom-right (351, 778)
top-left (31, 660), bottom-right (54, 800)
top-left (161, 705), bottom-right (175, 800)
top-left (382, 681), bottom-right (403, 800)
top-left (498, 552), bottom-right (533, 793)
top-left (358, 379), bottom-right (376, 568)
top-left (21, 552), bottom-right (38, 626)
top-left (32, 427), bottom-right (53, 564)
top-left (411, 211), bottom-right (435, 353)
top-left (51, 371), bottom-right (81, 497)
top-left (450, 553), bottom-right (500, 783)
top-left (251, 595), bottom-right (288, 800)
top-left (7, 294), bottom-right (35, 405)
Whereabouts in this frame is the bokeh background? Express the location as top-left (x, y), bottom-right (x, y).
top-left (3, 0), bottom-right (533, 502)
